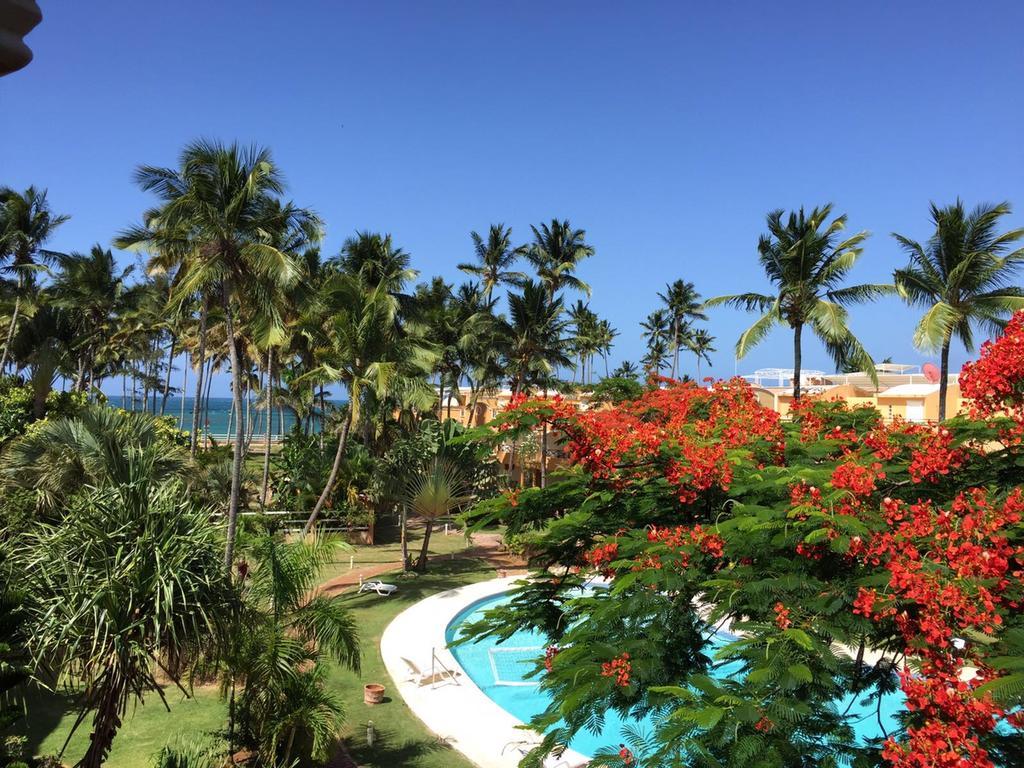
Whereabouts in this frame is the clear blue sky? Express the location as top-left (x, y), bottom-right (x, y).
top-left (2, 1), bottom-right (1022, 396)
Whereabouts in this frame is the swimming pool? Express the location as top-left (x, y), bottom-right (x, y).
top-left (446, 591), bottom-right (906, 760)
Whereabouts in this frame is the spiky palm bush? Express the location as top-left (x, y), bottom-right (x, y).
top-left (21, 462), bottom-right (231, 768)
top-left (225, 532), bottom-right (359, 765)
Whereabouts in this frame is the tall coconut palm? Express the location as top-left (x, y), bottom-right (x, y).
top-left (335, 231), bottom-right (417, 297)
top-left (0, 186), bottom-right (69, 372)
top-left (506, 280), bottom-right (571, 488)
top-left (301, 271), bottom-right (433, 534)
top-left (521, 219), bottom-right (594, 301)
top-left (686, 328), bottom-right (716, 382)
top-left (22, 465), bottom-right (231, 768)
top-left (641, 309), bottom-right (670, 377)
top-left (658, 280), bottom-right (706, 378)
top-left (117, 139), bottom-right (322, 569)
top-left (50, 245), bottom-right (134, 391)
top-left (893, 201), bottom-right (1024, 420)
top-left (611, 360), bottom-right (640, 380)
top-left (706, 204), bottom-right (890, 400)
top-left (458, 224), bottom-right (526, 302)
top-left (595, 318), bottom-right (618, 379)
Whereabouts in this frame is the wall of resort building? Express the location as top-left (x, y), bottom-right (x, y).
top-left (750, 376), bottom-right (966, 423)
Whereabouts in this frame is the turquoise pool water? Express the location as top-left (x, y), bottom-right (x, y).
top-left (446, 592), bottom-right (905, 760)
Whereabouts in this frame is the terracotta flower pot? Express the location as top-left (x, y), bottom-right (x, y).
top-left (363, 683), bottom-right (385, 705)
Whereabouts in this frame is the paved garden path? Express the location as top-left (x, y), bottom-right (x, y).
top-left (317, 529), bottom-right (526, 597)
top-left (319, 528), bottom-right (527, 767)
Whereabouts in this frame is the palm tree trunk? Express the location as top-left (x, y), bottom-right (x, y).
top-left (159, 336), bottom-right (175, 416)
top-left (938, 336), bottom-right (951, 422)
top-left (190, 297), bottom-right (209, 456)
top-left (792, 322), bottom-right (803, 401)
top-left (179, 357), bottom-right (188, 427)
top-left (203, 361), bottom-right (214, 448)
top-left (222, 285), bottom-right (245, 571)
top-left (318, 384), bottom-right (325, 452)
top-left (465, 386), bottom-right (481, 427)
top-left (696, 355), bottom-right (702, 383)
top-left (303, 401), bottom-right (354, 535)
top-left (0, 277), bottom-right (23, 373)
top-left (260, 348), bottom-right (274, 510)
top-left (80, 679), bottom-right (126, 768)
top-left (400, 503), bottom-right (409, 570)
top-left (670, 320), bottom-right (678, 379)
top-left (437, 377), bottom-right (445, 420)
top-left (416, 520), bottom-right (434, 572)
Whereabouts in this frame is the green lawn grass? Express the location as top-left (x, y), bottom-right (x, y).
top-left (10, 525), bottom-right (498, 768)
top-left (328, 559), bottom-right (496, 768)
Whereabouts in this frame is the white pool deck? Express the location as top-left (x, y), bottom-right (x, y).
top-left (379, 575), bottom-right (591, 768)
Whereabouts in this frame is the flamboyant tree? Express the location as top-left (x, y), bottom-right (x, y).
top-left (464, 312), bottom-right (1024, 768)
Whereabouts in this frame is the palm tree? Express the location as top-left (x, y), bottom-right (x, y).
top-left (117, 139), bottom-right (323, 569)
top-left (686, 328), bottom-right (716, 382)
top-left (641, 309), bottom-right (670, 377)
top-left (611, 360), bottom-right (640, 380)
top-left (595, 318), bottom-right (618, 379)
top-left (0, 186), bottom-right (69, 372)
top-left (404, 458), bottom-right (473, 572)
top-left (506, 280), bottom-right (571, 487)
top-left (658, 280), bottom-right (706, 378)
top-left (227, 532), bottom-right (359, 765)
top-left (459, 224), bottom-right (525, 302)
top-left (521, 219), bottom-right (594, 301)
top-left (335, 231), bottom-right (417, 296)
top-left (22, 467), bottom-right (231, 768)
top-left (301, 271), bottom-right (433, 534)
top-left (893, 201), bottom-right (1024, 420)
top-left (50, 245), bottom-right (134, 392)
top-left (706, 204), bottom-right (890, 400)
top-left (567, 300), bottom-right (599, 384)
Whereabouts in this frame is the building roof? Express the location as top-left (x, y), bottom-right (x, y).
top-left (876, 383), bottom-right (940, 398)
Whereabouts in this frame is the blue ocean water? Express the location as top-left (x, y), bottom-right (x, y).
top-left (105, 396), bottom-right (325, 436)
top-left (447, 592), bottom-right (905, 760)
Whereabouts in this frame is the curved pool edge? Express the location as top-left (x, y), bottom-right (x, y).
top-left (379, 576), bottom-right (590, 768)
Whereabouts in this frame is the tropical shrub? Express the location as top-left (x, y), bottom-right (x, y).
top-left (0, 378), bottom-right (87, 446)
top-left (223, 531), bottom-right (359, 766)
top-left (463, 314), bottom-right (1024, 768)
top-left (19, 467), bottom-right (231, 768)
top-left (1, 406), bottom-right (188, 516)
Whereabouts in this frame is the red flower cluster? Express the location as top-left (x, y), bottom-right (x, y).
top-left (585, 541), bottom-right (620, 579)
top-left (961, 310), bottom-right (1024, 443)
top-left (907, 427), bottom-right (967, 483)
top-left (646, 524), bottom-right (726, 564)
top-left (601, 652), bottom-right (632, 687)
top-left (544, 644), bottom-right (560, 672)
top-left (882, 666), bottom-right (1002, 768)
top-left (831, 459), bottom-right (886, 497)
top-left (773, 601), bottom-right (792, 630)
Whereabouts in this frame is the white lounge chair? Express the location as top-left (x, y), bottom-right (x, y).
top-left (401, 656), bottom-right (459, 687)
top-left (358, 579), bottom-right (398, 596)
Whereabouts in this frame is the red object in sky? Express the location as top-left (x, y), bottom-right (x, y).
top-left (923, 362), bottom-right (941, 383)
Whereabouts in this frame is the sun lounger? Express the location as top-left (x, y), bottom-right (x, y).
top-left (358, 579), bottom-right (398, 596)
top-left (401, 656), bottom-right (459, 687)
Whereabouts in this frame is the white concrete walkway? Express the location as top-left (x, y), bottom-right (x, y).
top-left (379, 576), bottom-right (590, 768)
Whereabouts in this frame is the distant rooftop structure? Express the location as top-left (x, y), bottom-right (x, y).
top-left (744, 368), bottom-right (827, 387)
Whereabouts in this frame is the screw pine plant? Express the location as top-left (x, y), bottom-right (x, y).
top-left (462, 313), bottom-right (1024, 768)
